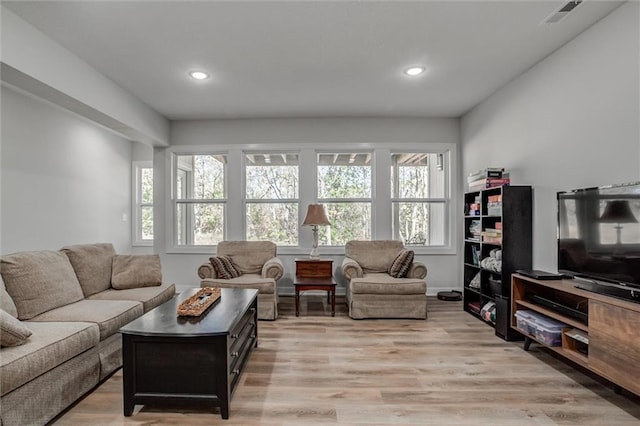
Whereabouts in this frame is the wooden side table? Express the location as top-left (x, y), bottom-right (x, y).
top-left (294, 258), bottom-right (336, 317)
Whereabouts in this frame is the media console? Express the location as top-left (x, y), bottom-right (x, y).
top-left (512, 273), bottom-right (640, 397)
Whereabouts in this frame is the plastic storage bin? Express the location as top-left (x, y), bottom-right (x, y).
top-left (514, 310), bottom-right (568, 346)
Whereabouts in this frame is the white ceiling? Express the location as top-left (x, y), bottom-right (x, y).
top-left (3, 1), bottom-right (625, 121)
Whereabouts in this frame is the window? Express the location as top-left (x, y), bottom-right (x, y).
top-left (133, 162), bottom-right (153, 245)
top-left (174, 154), bottom-right (226, 246)
top-left (245, 153), bottom-right (299, 245)
top-left (317, 152), bottom-right (372, 245)
top-left (391, 152), bottom-right (448, 246)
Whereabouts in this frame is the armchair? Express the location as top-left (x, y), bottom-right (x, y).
top-left (198, 241), bottom-right (283, 320)
top-left (341, 240), bottom-right (427, 319)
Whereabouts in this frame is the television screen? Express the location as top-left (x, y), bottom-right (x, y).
top-left (557, 182), bottom-right (640, 289)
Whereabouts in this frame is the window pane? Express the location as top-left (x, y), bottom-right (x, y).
top-left (176, 154), bottom-right (225, 199)
top-left (245, 154), bottom-right (298, 199)
top-left (391, 153), bottom-right (445, 198)
top-left (140, 167), bottom-right (153, 203)
top-left (246, 203), bottom-right (298, 245)
top-left (318, 153), bottom-right (371, 199)
top-left (318, 202), bottom-right (371, 245)
top-left (393, 202), bottom-right (445, 246)
top-left (141, 206), bottom-right (153, 240)
top-left (176, 203), bottom-right (224, 245)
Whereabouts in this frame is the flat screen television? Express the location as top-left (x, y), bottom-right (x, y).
top-left (557, 182), bottom-right (640, 302)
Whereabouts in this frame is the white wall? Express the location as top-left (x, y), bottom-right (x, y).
top-left (461, 2), bottom-right (640, 272)
top-left (1, 7), bottom-right (170, 147)
top-left (1, 86), bottom-right (133, 254)
top-left (160, 117), bottom-right (461, 295)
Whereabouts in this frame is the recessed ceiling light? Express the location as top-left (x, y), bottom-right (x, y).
top-left (189, 71), bottom-right (209, 80)
top-left (404, 66), bottom-right (426, 76)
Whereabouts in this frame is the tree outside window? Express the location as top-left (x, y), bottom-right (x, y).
top-left (174, 154), bottom-right (226, 246)
top-left (245, 153), bottom-right (299, 245)
top-left (391, 153), bottom-right (447, 246)
top-left (317, 153), bottom-right (372, 245)
top-left (133, 163), bottom-right (153, 245)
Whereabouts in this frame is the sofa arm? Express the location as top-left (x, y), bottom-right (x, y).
top-left (408, 261), bottom-right (428, 280)
top-left (262, 257), bottom-right (284, 281)
top-left (341, 257), bottom-right (363, 280)
top-left (197, 262), bottom-right (218, 279)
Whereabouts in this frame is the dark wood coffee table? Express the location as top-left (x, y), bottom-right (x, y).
top-left (119, 287), bottom-right (258, 419)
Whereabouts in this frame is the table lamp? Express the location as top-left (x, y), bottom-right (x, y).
top-left (302, 204), bottom-right (330, 258)
top-left (599, 200), bottom-right (638, 245)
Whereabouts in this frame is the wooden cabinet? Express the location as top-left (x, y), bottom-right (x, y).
top-left (463, 185), bottom-right (532, 340)
top-left (511, 274), bottom-right (640, 396)
top-left (295, 258), bottom-right (333, 278)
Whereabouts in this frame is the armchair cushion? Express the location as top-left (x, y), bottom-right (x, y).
top-left (345, 240), bottom-right (405, 273)
top-left (111, 254), bottom-right (162, 290)
top-left (388, 249), bottom-right (414, 278)
top-left (217, 241), bottom-right (277, 274)
top-left (209, 256), bottom-right (240, 279)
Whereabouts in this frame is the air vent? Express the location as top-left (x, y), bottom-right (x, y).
top-left (541, 0), bottom-right (583, 25)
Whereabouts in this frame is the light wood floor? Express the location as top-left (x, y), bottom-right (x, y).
top-left (53, 295), bottom-right (640, 425)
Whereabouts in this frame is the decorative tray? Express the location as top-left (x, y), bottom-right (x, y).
top-left (177, 287), bottom-right (221, 317)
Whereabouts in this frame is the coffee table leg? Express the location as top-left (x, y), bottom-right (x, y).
top-left (295, 289), bottom-right (300, 316)
top-left (331, 289), bottom-right (335, 317)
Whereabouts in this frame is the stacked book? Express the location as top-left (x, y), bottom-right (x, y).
top-left (482, 222), bottom-right (502, 244)
top-left (468, 168), bottom-right (510, 192)
top-left (468, 220), bottom-right (481, 241)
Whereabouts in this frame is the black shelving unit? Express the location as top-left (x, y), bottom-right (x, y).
top-left (463, 185), bottom-right (532, 340)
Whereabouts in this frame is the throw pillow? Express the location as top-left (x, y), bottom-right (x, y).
top-left (0, 274), bottom-right (18, 318)
top-left (0, 309), bottom-right (32, 347)
top-left (209, 255), bottom-right (240, 280)
top-left (111, 254), bottom-right (163, 290)
top-left (388, 249), bottom-right (414, 278)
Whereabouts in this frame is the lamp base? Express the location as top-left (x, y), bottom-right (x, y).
top-left (309, 247), bottom-right (320, 259)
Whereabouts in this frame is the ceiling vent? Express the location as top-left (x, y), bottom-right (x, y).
top-left (541, 0), bottom-right (583, 25)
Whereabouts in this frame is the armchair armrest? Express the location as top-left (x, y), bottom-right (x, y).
top-left (408, 261), bottom-right (427, 280)
top-left (262, 257), bottom-right (284, 280)
top-left (197, 262), bottom-right (219, 279)
top-left (341, 257), bottom-right (363, 280)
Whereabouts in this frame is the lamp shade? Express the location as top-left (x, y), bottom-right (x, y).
top-left (599, 200), bottom-right (638, 224)
top-left (302, 204), bottom-right (330, 226)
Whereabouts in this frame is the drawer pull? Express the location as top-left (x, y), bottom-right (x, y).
top-left (232, 368), bottom-right (240, 375)
top-left (231, 333), bottom-right (239, 339)
top-left (231, 351), bottom-right (239, 357)
top-left (250, 307), bottom-right (256, 312)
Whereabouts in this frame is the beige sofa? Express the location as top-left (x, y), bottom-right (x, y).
top-left (197, 241), bottom-right (283, 320)
top-left (341, 240), bottom-right (428, 319)
top-left (0, 243), bottom-right (175, 426)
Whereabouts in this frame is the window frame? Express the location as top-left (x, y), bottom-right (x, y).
top-left (390, 151), bottom-right (451, 247)
top-left (171, 151), bottom-right (228, 249)
top-left (132, 161), bottom-right (153, 246)
top-left (243, 151), bottom-right (300, 245)
top-left (164, 143), bottom-right (457, 256)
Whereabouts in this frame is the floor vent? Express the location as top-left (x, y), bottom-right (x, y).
top-left (541, 0), bottom-right (583, 25)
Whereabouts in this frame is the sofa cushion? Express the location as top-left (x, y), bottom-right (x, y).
top-left (388, 249), bottom-right (414, 278)
top-left (201, 274), bottom-right (275, 294)
top-left (0, 274), bottom-right (18, 318)
top-left (217, 241), bottom-right (277, 274)
top-left (111, 254), bottom-right (162, 289)
top-left (1, 250), bottom-right (85, 320)
top-left (345, 240), bottom-right (405, 273)
top-left (61, 243), bottom-right (116, 297)
top-left (87, 283), bottom-right (176, 313)
top-left (349, 273), bottom-right (426, 295)
top-left (28, 299), bottom-right (143, 341)
top-left (0, 321), bottom-right (99, 396)
top-left (0, 309), bottom-right (32, 347)
top-left (209, 255), bottom-right (240, 279)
